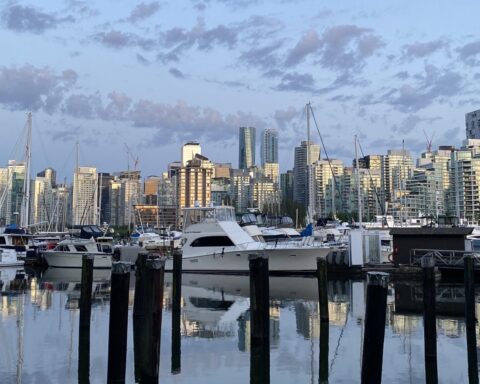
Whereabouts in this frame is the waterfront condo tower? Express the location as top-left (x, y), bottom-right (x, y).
top-left (466, 109), bottom-right (480, 139)
top-left (239, 126), bottom-right (256, 170)
top-left (261, 128), bottom-right (278, 166)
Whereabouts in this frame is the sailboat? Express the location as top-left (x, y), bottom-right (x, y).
top-left (0, 113), bottom-right (35, 263)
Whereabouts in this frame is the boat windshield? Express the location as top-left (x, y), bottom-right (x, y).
top-left (183, 207), bottom-right (236, 229)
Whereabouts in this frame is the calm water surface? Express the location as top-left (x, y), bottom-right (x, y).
top-left (0, 267), bottom-right (475, 383)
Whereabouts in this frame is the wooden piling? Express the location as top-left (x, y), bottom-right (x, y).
top-left (78, 254), bottom-right (93, 384)
top-left (422, 255), bottom-right (438, 384)
top-left (361, 271), bottom-right (389, 384)
top-left (138, 256), bottom-right (166, 382)
top-left (249, 252), bottom-right (270, 384)
top-left (133, 252), bottom-right (148, 382)
top-left (317, 257), bottom-right (329, 384)
top-left (107, 262), bottom-right (131, 384)
top-left (464, 255), bottom-right (478, 384)
top-left (79, 255), bottom-right (94, 331)
top-left (171, 250), bottom-right (182, 374)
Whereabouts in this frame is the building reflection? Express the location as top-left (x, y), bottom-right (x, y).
top-left (0, 268), bottom-right (28, 319)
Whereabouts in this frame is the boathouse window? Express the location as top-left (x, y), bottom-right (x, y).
top-left (74, 245), bottom-right (88, 252)
top-left (190, 236), bottom-right (234, 247)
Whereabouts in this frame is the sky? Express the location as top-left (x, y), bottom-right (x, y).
top-left (0, 0), bottom-right (479, 182)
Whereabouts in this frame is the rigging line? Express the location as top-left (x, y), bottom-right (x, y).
top-left (33, 121), bottom-right (52, 168)
top-left (329, 306), bottom-right (349, 374)
top-left (7, 120), bottom-right (28, 163)
top-left (309, 106), bottom-right (346, 213)
top-left (54, 143), bottom-right (75, 181)
top-left (357, 140), bottom-right (387, 219)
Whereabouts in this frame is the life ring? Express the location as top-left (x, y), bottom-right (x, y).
top-left (388, 252), bottom-right (394, 263)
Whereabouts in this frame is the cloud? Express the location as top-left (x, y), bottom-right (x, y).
top-left (386, 64), bottom-right (463, 112)
top-left (318, 25), bottom-right (384, 72)
top-left (191, 0), bottom-right (259, 10)
top-left (239, 41), bottom-right (283, 70)
top-left (275, 72), bottom-right (316, 93)
top-left (136, 53), bottom-right (150, 65)
top-left (159, 18), bottom-right (239, 62)
top-left (129, 99), bottom-right (265, 144)
top-left (97, 92), bottom-right (132, 120)
top-left (392, 114), bottom-right (441, 135)
top-left (0, 64), bottom-right (77, 112)
top-left (394, 71), bottom-right (409, 80)
top-left (63, 93), bottom-right (100, 119)
top-left (92, 30), bottom-right (156, 50)
top-left (285, 30), bottom-right (322, 66)
top-left (169, 68), bottom-right (186, 79)
top-left (127, 2), bottom-right (160, 23)
top-left (1, 4), bottom-right (74, 33)
top-left (283, 24), bottom-right (383, 79)
top-left (457, 40), bottom-right (480, 66)
top-left (402, 40), bottom-right (448, 59)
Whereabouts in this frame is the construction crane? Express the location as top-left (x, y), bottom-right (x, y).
top-left (423, 129), bottom-right (435, 153)
top-left (124, 143), bottom-right (139, 171)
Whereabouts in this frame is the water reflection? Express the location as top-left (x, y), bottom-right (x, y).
top-left (0, 268), bottom-right (478, 383)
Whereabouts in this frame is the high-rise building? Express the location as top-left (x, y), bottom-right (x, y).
top-left (182, 142), bottom-right (201, 166)
top-left (280, 171), bottom-right (294, 201)
top-left (144, 175), bottom-right (162, 205)
top-left (177, 154), bottom-right (214, 209)
top-left (239, 127), bottom-right (256, 169)
top-left (109, 178), bottom-right (122, 227)
top-left (230, 169), bottom-right (250, 212)
top-left (261, 129), bottom-right (278, 166)
top-left (466, 109), bottom-right (480, 139)
top-left (214, 163), bottom-right (231, 179)
top-left (33, 168), bottom-right (56, 231)
top-left (119, 174), bottom-right (142, 227)
top-left (72, 167), bottom-right (98, 225)
top-left (312, 159), bottom-right (344, 218)
top-left (0, 161), bottom-right (27, 226)
top-left (250, 178), bottom-right (279, 211)
top-left (383, 149), bottom-right (413, 216)
top-left (98, 172), bottom-right (113, 225)
top-left (264, 163), bottom-right (280, 185)
top-left (449, 140), bottom-right (480, 222)
top-left (293, 141), bottom-right (320, 209)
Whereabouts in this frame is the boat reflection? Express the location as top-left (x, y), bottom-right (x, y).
top-left (40, 267), bottom-right (112, 310)
top-left (164, 273), bottom-right (352, 348)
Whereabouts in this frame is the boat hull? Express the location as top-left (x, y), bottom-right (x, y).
top-left (43, 251), bottom-right (112, 268)
top-left (165, 246), bottom-right (334, 273)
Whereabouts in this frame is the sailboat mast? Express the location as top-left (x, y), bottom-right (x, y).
top-left (306, 102), bottom-right (312, 222)
top-left (355, 135), bottom-right (362, 227)
top-left (74, 140), bottom-right (79, 225)
top-left (22, 112), bottom-right (32, 228)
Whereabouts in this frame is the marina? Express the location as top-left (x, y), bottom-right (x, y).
top-left (0, 1), bottom-right (479, 382)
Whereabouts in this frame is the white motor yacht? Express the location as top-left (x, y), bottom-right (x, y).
top-left (0, 249), bottom-right (24, 267)
top-left (42, 237), bottom-right (113, 268)
top-left (166, 206), bottom-right (336, 273)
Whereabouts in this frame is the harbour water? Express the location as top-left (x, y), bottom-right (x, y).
top-left (0, 267), bottom-right (476, 383)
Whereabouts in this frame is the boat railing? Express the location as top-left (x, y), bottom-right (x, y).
top-left (263, 236), bottom-right (329, 249)
top-left (410, 248), bottom-right (480, 267)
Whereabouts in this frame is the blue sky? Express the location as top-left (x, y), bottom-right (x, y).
top-left (0, 0), bottom-right (479, 181)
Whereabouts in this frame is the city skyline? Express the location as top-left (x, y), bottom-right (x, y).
top-left (0, 1), bottom-right (478, 180)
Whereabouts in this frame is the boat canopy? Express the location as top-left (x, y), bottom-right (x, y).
top-left (183, 207), bottom-right (236, 229)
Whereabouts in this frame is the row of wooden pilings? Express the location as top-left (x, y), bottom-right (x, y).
top-left (77, 251), bottom-right (182, 384)
top-left (358, 254), bottom-right (479, 384)
top-left (77, 252), bottom-right (478, 383)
